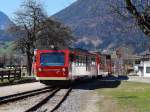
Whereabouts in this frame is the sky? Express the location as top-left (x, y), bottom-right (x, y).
top-left (0, 0), bottom-right (77, 19)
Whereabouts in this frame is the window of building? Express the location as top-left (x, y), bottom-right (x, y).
top-left (135, 60), bottom-right (140, 64)
top-left (146, 67), bottom-right (150, 73)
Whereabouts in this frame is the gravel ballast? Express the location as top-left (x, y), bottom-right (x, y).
top-left (1, 77), bottom-right (141, 112)
top-left (55, 81), bottom-right (100, 112)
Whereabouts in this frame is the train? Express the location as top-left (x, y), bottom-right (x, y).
top-left (32, 48), bottom-right (112, 85)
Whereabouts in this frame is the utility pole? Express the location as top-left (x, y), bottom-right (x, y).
top-left (114, 49), bottom-right (123, 76)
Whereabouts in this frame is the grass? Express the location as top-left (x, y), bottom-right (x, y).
top-left (0, 77), bottom-right (36, 87)
top-left (0, 78), bottom-right (19, 86)
top-left (96, 81), bottom-right (150, 112)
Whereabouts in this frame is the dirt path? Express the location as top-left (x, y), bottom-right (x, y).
top-left (81, 92), bottom-right (100, 112)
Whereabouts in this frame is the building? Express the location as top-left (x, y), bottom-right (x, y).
top-left (111, 50), bottom-right (141, 76)
top-left (137, 50), bottom-right (150, 77)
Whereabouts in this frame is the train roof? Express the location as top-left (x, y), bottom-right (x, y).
top-left (35, 48), bottom-right (97, 56)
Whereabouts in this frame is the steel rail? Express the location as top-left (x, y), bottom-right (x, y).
top-left (25, 88), bottom-right (60, 112)
top-left (50, 87), bottom-right (72, 112)
top-left (24, 87), bottom-right (72, 112)
top-left (0, 86), bottom-right (55, 105)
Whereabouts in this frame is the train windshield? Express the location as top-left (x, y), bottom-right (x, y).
top-left (40, 52), bottom-right (65, 66)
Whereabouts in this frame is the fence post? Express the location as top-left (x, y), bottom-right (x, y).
top-left (1, 71), bottom-right (4, 82)
top-left (19, 69), bottom-right (21, 79)
top-left (8, 70), bottom-right (10, 82)
top-left (14, 69), bottom-right (16, 80)
top-left (0, 71), bottom-right (1, 82)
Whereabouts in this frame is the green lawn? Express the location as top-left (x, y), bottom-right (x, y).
top-left (97, 81), bottom-right (150, 112)
top-left (0, 77), bottom-right (36, 87)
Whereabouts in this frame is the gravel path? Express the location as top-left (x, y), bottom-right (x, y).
top-left (0, 82), bottom-right (47, 97)
top-left (128, 76), bottom-right (150, 83)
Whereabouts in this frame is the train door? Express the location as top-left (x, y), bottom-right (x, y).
top-left (69, 53), bottom-right (74, 79)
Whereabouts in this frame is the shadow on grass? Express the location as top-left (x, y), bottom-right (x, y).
top-left (101, 75), bottom-right (129, 81)
top-left (42, 75), bottom-right (129, 89)
top-left (117, 96), bottom-right (138, 99)
top-left (72, 76), bottom-right (123, 90)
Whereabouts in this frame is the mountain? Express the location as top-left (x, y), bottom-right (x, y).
top-left (0, 11), bottom-right (14, 41)
top-left (0, 11), bottom-right (13, 30)
top-left (54, 0), bottom-right (150, 53)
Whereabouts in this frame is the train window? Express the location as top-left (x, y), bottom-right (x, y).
top-left (81, 56), bottom-right (84, 66)
top-left (146, 67), bottom-right (150, 73)
top-left (87, 57), bottom-right (92, 65)
top-left (83, 56), bottom-right (86, 65)
top-left (91, 57), bottom-right (96, 65)
top-left (76, 55), bottom-right (79, 60)
top-left (70, 54), bottom-right (74, 62)
top-left (91, 57), bottom-right (95, 61)
top-left (78, 56), bottom-right (80, 66)
top-left (79, 56), bottom-right (83, 66)
top-left (40, 52), bottom-right (64, 66)
top-left (83, 56), bottom-right (86, 64)
top-left (75, 55), bottom-right (79, 66)
top-left (86, 56), bottom-right (88, 64)
top-left (78, 56), bottom-right (81, 66)
top-left (101, 56), bottom-right (105, 64)
top-left (32, 56), bottom-right (36, 62)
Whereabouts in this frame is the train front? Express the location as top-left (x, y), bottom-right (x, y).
top-left (33, 50), bottom-right (70, 85)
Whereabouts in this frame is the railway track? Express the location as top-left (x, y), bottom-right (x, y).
top-left (25, 87), bottom-right (72, 112)
top-left (50, 87), bottom-right (72, 112)
top-left (0, 85), bottom-right (72, 112)
top-left (0, 86), bottom-right (55, 105)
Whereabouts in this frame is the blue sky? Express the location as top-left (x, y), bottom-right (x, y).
top-left (0, 0), bottom-right (77, 19)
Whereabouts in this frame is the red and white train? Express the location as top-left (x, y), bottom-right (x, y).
top-left (32, 49), bottom-right (112, 85)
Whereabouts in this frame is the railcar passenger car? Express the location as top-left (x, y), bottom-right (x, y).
top-left (32, 49), bottom-right (112, 85)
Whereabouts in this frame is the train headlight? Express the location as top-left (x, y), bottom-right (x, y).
top-left (34, 49), bottom-right (37, 55)
top-left (62, 68), bottom-right (66, 72)
top-left (38, 68), bottom-right (42, 72)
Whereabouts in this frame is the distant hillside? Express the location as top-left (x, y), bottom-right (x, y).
top-left (0, 41), bottom-right (14, 54)
top-left (0, 11), bottom-right (13, 30)
top-left (0, 11), bottom-right (14, 41)
top-left (54, 0), bottom-right (150, 53)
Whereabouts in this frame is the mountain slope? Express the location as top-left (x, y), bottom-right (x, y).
top-left (54, 0), bottom-right (149, 53)
top-left (0, 11), bottom-right (14, 41)
top-left (0, 11), bottom-right (13, 30)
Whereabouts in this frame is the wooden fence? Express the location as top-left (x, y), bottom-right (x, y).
top-left (0, 69), bottom-right (21, 82)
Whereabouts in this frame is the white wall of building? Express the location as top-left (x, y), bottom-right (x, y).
top-left (137, 61), bottom-right (150, 77)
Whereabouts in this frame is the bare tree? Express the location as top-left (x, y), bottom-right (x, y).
top-left (10, 0), bottom-right (47, 75)
top-left (10, 0), bottom-right (74, 75)
top-left (36, 18), bottom-right (74, 49)
top-left (111, 0), bottom-right (150, 36)
top-left (125, 0), bottom-right (150, 36)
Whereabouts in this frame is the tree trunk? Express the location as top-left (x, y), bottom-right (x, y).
top-left (125, 0), bottom-right (150, 36)
top-left (26, 52), bottom-right (32, 76)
